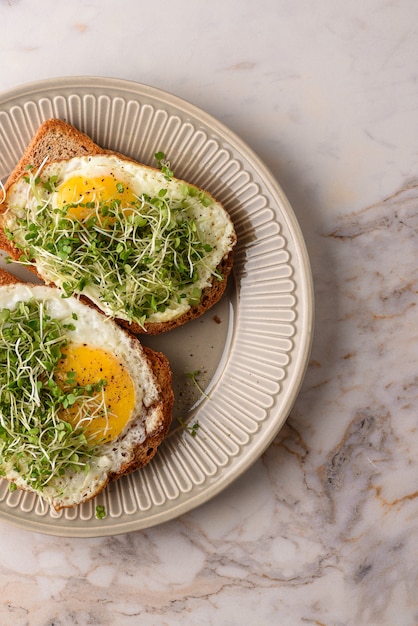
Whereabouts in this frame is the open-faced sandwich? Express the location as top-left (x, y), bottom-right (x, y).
top-left (0, 268), bottom-right (174, 511)
top-left (0, 119), bottom-right (236, 334)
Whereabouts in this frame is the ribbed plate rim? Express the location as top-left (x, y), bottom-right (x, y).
top-left (0, 76), bottom-right (314, 537)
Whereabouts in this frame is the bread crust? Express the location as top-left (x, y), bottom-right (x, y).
top-left (0, 119), bottom-right (236, 334)
top-left (109, 346), bottom-right (174, 476)
top-left (4, 119), bottom-right (109, 189)
top-left (0, 267), bottom-right (174, 509)
top-left (0, 266), bottom-right (21, 286)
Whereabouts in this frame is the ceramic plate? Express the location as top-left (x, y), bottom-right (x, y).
top-left (0, 77), bottom-right (313, 537)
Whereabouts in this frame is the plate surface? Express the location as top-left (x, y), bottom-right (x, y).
top-left (0, 77), bottom-right (313, 536)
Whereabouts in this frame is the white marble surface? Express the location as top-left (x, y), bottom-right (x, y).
top-left (1, 0), bottom-right (418, 624)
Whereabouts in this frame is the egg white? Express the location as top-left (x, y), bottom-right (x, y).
top-left (0, 283), bottom-right (162, 510)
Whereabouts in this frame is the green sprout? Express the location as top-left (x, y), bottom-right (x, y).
top-left (154, 151), bottom-right (174, 181)
top-left (185, 369), bottom-right (210, 399)
top-left (95, 504), bottom-right (106, 519)
top-left (177, 417), bottom-right (200, 438)
top-left (0, 298), bottom-right (108, 492)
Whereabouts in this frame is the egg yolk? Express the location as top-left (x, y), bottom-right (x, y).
top-left (56, 344), bottom-right (136, 444)
top-left (55, 175), bottom-right (137, 220)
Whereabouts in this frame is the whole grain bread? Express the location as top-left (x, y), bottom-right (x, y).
top-left (3, 119), bottom-right (110, 189)
top-left (0, 266), bottom-right (174, 509)
top-left (0, 266), bottom-right (21, 286)
top-left (0, 119), bottom-right (236, 335)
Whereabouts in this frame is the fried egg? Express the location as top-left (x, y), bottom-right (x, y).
top-left (0, 282), bottom-right (171, 510)
top-left (4, 154), bottom-right (236, 327)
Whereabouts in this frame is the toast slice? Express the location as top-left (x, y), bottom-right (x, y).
top-left (0, 119), bottom-right (236, 334)
top-left (0, 267), bottom-right (174, 511)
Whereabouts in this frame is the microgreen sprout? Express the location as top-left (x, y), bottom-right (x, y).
top-left (154, 151), bottom-right (173, 181)
top-left (0, 298), bottom-right (108, 492)
top-left (5, 163), bottom-right (224, 329)
top-left (189, 421), bottom-right (200, 437)
top-left (42, 174), bottom-right (58, 194)
top-left (95, 504), bottom-right (106, 519)
top-left (177, 417), bottom-right (200, 437)
top-left (185, 369), bottom-right (210, 400)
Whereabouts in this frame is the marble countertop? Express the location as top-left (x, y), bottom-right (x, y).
top-left (1, 0), bottom-right (417, 624)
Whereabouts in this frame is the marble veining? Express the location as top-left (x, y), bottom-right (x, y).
top-left (0, 0), bottom-right (418, 624)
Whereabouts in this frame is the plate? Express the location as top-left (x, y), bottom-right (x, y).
top-left (0, 77), bottom-right (313, 537)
